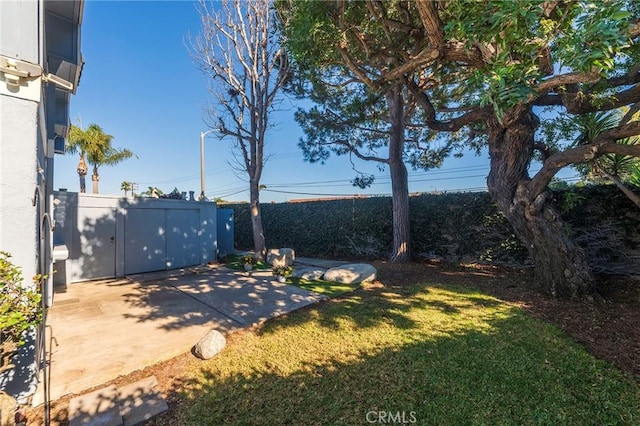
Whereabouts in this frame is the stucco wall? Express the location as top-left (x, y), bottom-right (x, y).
top-left (1, 0), bottom-right (85, 405)
top-left (0, 95), bottom-right (39, 280)
top-left (0, 91), bottom-right (41, 404)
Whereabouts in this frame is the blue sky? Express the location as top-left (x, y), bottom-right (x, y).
top-left (55, 1), bottom-right (576, 203)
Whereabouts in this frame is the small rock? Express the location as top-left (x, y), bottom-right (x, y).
top-left (323, 264), bottom-right (377, 284)
top-left (193, 330), bottom-right (226, 360)
top-left (292, 267), bottom-right (326, 281)
top-left (267, 248), bottom-right (295, 268)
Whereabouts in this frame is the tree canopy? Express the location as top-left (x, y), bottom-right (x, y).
top-left (280, 0), bottom-right (640, 297)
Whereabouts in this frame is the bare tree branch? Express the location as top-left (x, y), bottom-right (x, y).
top-left (188, 0), bottom-right (288, 258)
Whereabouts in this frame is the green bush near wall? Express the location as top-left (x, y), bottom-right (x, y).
top-left (225, 186), bottom-right (640, 270)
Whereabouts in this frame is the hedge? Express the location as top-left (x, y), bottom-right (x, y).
top-left (224, 186), bottom-right (640, 272)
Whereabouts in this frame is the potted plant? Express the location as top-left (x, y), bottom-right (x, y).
top-left (242, 254), bottom-right (257, 271)
top-left (272, 265), bottom-right (293, 283)
top-left (0, 252), bottom-right (43, 374)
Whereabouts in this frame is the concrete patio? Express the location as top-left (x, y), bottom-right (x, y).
top-left (34, 263), bottom-right (330, 404)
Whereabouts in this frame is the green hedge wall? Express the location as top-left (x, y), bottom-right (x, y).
top-left (225, 186), bottom-right (640, 270)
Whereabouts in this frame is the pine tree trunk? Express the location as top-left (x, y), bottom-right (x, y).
top-left (389, 160), bottom-right (411, 262)
top-left (249, 179), bottom-right (266, 260)
top-left (486, 108), bottom-right (595, 298)
top-left (387, 86), bottom-right (411, 262)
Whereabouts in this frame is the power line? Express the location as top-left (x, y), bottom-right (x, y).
top-left (206, 187), bottom-right (248, 199)
top-left (263, 188), bottom-right (384, 197)
top-left (137, 166), bottom-right (230, 186)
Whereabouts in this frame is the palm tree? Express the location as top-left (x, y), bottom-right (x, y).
top-left (121, 181), bottom-right (133, 197)
top-left (66, 125), bottom-right (90, 193)
top-left (67, 123), bottom-right (136, 194)
top-left (141, 186), bottom-right (163, 198)
top-left (571, 111), bottom-right (640, 208)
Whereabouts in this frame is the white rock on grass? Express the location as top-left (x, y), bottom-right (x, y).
top-left (194, 330), bottom-right (226, 360)
top-left (267, 248), bottom-right (295, 267)
top-left (323, 263), bottom-right (377, 284)
top-left (292, 267), bottom-right (326, 281)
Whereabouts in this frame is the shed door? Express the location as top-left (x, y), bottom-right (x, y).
top-left (124, 209), bottom-right (165, 274)
top-left (166, 209), bottom-right (200, 269)
top-left (76, 207), bottom-right (116, 281)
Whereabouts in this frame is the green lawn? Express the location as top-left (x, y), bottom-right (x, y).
top-left (223, 255), bottom-right (358, 297)
top-left (154, 280), bottom-right (640, 425)
top-left (289, 277), bottom-right (359, 297)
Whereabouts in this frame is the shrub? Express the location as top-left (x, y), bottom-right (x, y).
top-left (0, 251), bottom-right (43, 370)
top-left (225, 186), bottom-right (640, 271)
top-left (272, 266), bottom-right (293, 277)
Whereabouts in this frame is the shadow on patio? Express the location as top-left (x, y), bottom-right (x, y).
top-left (36, 265), bottom-right (325, 403)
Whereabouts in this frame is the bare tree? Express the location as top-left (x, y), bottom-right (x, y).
top-left (188, 0), bottom-right (289, 260)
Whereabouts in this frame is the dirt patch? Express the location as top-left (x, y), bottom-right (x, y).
top-left (23, 261), bottom-right (640, 425)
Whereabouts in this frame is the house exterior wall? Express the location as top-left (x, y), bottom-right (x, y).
top-left (0, 96), bottom-right (40, 280)
top-left (0, 0), bottom-right (84, 403)
top-left (0, 1), bottom-right (45, 404)
top-left (0, 1), bottom-right (40, 63)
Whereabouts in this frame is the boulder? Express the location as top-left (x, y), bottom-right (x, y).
top-left (267, 248), bottom-right (295, 268)
top-left (323, 263), bottom-right (377, 284)
top-left (193, 330), bottom-right (226, 360)
top-left (292, 267), bottom-right (326, 281)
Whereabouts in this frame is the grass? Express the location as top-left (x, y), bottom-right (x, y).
top-left (154, 280), bottom-right (640, 425)
top-left (288, 277), bottom-right (359, 297)
top-left (223, 254), bottom-right (358, 297)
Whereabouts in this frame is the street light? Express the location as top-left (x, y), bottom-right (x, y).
top-left (200, 129), bottom-right (216, 200)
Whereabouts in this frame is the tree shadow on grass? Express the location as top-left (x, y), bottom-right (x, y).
top-left (35, 265), bottom-right (640, 425)
top-left (151, 305), bottom-right (640, 426)
top-left (258, 266), bottom-right (509, 336)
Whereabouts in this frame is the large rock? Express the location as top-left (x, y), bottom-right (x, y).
top-left (292, 267), bottom-right (326, 281)
top-left (323, 263), bottom-right (377, 284)
top-left (193, 330), bottom-right (226, 360)
top-left (267, 248), bottom-right (295, 268)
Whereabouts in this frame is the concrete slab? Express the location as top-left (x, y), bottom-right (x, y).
top-left (118, 377), bottom-right (168, 426)
top-left (68, 376), bottom-right (168, 426)
top-left (39, 276), bottom-right (241, 403)
top-left (35, 265), bottom-right (327, 404)
top-left (68, 385), bottom-right (120, 426)
top-left (294, 257), bottom-right (349, 269)
top-left (163, 267), bottom-right (328, 326)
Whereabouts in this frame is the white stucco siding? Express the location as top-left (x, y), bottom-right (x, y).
top-left (0, 95), bottom-right (39, 280)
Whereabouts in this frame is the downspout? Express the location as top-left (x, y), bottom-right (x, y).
top-left (38, 2), bottom-right (51, 424)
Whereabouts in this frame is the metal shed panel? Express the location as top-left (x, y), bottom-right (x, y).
top-left (166, 209), bottom-right (200, 269)
top-left (124, 209), bottom-right (166, 274)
